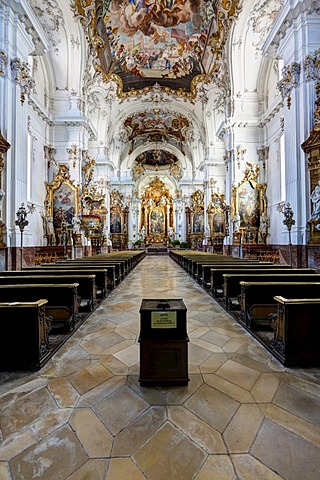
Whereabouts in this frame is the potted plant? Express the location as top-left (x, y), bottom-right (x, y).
top-left (134, 239), bottom-right (142, 248)
top-left (171, 239), bottom-right (180, 247)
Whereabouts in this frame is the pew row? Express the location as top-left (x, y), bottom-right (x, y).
top-left (200, 261), bottom-right (274, 286)
top-left (0, 274), bottom-right (97, 311)
top-left (0, 284), bottom-right (79, 331)
top-left (6, 268), bottom-right (110, 296)
top-left (271, 296), bottom-right (320, 366)
top-left (239, 281), bottom-right (320, 330)
top-left (221, 270), bottom-right (317, 308)
top-left (0, 300), bottom-right (51, 371)
top-left (208, 265), bottom-right (296, 294)
top-left (53, 260), bottom-right (124, 282)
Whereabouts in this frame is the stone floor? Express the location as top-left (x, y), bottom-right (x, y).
top-left (1, 256), bottom-right (320, 480)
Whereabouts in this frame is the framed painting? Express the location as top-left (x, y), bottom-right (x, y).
top-left (110, 212), bottom-right (121, 233)
top-left (237, 182), bottom-right (260, 228)
top-left (44, 165), bottom-right (80, 228)
top-left (150, 208), bottom-right (165, 235)
top-left (53, 183), bottom-right (76, 228)
top-left (212, 212), bottom-right (225, 233)
top-left (231, 164), bottom-right (267, 244)
top-left (193, 212), bottom-right (204, 233)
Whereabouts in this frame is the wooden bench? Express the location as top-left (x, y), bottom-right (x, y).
top-left (0, 274), bottom-right (97, 311)
top-left (0, 300), bottom-right (51, 371)
top-left (200, 262), bottom-right (275, 288)
top-left (55, 260), bottom-right (125, 281)
top-left (272, 296), bottom-right (320, 367)
top-left (196, 260), bottom-right (266, 283)
top-left (222, 270), bottom-right (317, 308)
top-left (239, 281), bottom-right (320, 330)
top-left (209, 265), bottom-right (295, 294)
top-left (190, 256), bottom-right (243, 276)
top-left (20, 267), bottom-right (111, 294)
top-left (0, 284), bottom-right (79, 332)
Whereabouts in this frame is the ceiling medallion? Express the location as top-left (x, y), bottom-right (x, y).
top-left (72, 0), bottom-right (241, 99)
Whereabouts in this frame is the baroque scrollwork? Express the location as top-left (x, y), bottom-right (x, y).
top-left (305, 49), bottom-right (320, 127)
top-left (257, 146), bottom-right (269, 170)
top-left (11, 58), bottom-right (35, 105)
top-left (277, 62), bottom-right (301, 109)
top-left (0, 51), bottom-right (8, 77)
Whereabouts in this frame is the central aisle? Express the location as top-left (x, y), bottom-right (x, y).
top-left (1, 256), bottom-right (320, 480)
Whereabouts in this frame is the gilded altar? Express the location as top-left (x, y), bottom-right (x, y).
top-left (140, 177), bottom-right (173, 244)
top-left (185, 189), bottom-right (204, 248)
top-left (44, 164), bottom-right (81, 246)
top-left (302, 122), bottom-right (320, 244)
top-left (109, 189), bottom-right (128, 249)
top-left (231, 164), bottom-right (267, 245)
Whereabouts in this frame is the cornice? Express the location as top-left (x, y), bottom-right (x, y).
top-left (53, 118), bottom-right (97, 140)
top-left (263, 0), bottom-right (320, 57)
top-left (28, 94), bottom-right (52, 124)
top-left (258, 96), bottom-right (284, 128)
top-left (1, 0), bottom-right (50, 54)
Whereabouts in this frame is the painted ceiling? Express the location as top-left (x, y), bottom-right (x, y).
top-left (73, 0), bottom-right (241, 96)
top-left (124, 110), bottom-right (190, 144)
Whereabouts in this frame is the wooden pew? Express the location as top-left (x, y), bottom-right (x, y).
top-left (0, 284), bottom-right (80, 331)
top-left (221, 269), bottom-right (317, 308)
top-left (200, 262), bottom-right (275, 288)
top-left (239, 281), bottom-right (320, 330)
top-left (0, 299), bottom-right (51, 371)
top-left (19, 267), bottom-right (111, 294)
top-left (209, 265), bottom-right (294, 294)
top-left (0, 274), bottom-right (97, 311)
top-left (272, 296), bottom-right (320, 367)
top-left (55, 259), bottom-right (125, 281)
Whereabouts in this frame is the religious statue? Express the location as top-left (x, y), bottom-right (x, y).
top-left (72, 215), bottom-right (81, 234)
top-left (233, 212), bottom-right (240, 232)
top-left (204, 225), bottom-right (211, 238)
top-left (60, 217), bottom-right (68, 246)
top-left (42, 214), bottom-right (55, 245)
top-left (258, 212), bottom-right (269, 243)
top-left (168, 226), bottom-right (174, 241)
top-left (310, 180), bottom-right (320, 219)
top-left (140, 225), bottom-right (146, 240)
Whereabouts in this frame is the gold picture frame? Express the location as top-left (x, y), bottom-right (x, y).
top-left (231, 165), bottom-right (267, 244)
top-left (44, 165), bottom-right (80, 228)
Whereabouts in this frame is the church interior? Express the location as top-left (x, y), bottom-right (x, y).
top-left (1, 1), bottom-right (320, 478)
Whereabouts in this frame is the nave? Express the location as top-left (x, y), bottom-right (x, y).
top-left (1, 256), bottom-right (320, 480)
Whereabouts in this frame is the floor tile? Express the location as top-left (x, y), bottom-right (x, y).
top-left (184, 384), bottom-right (240, 433)
top-left (250, 418), bottom-right (320, 480)
top-left (94, 385), bottom-right (149, 435)
top-left (1, 256), bottom-right (319, 480)
top-left (133, 422), bottom-right (207, 480)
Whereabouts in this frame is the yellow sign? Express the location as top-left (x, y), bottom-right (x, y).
top-left (151, 311), bottom-right (177, 328)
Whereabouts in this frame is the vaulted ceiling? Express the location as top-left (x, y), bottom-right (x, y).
top-left (72, 0), bottom-right (241, 97)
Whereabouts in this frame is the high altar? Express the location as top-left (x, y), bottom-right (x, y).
top-left (139, 177), bottom-right (173, 244)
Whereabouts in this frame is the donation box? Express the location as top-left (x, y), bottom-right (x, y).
top-left (139, 299), bottom-right (189, 387)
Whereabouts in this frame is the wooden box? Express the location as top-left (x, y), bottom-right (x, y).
top-left (139, 337), bottom-right (189, 387)
top-left (139, 299), bottom-right (189, 386)
top-left (139, 299), bottom-right (187, 339)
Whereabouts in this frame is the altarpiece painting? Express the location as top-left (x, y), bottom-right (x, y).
top-left (44, 165), bottom-right (80, 244)
top-left (231, 164), bottom-right (267, 244)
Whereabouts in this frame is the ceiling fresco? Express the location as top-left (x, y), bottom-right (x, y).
top-left (136, 149), bottom-right (178, 167)
top-left (124, 110), bottom-right (190, 144)
top-left (132, 150), bottom-right (182, 181)
top-left (72, 0), bottom-right (241, 97)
